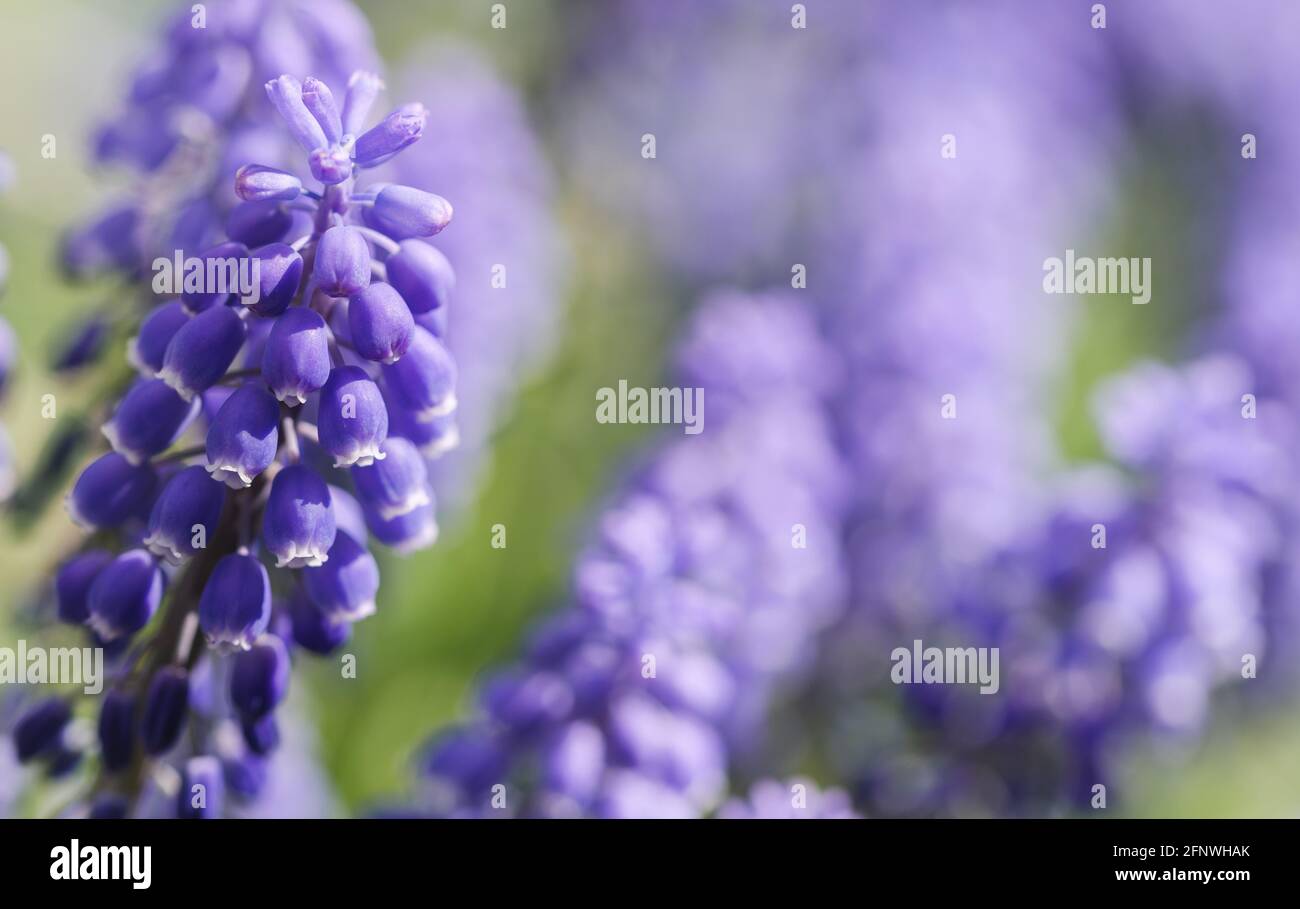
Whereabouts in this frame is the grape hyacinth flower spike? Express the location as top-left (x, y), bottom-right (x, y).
top-left (33, 62), bottom-right (458, 818)
top-left (411, 292), bottom-right (850, 818)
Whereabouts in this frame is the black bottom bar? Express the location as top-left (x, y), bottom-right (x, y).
top-left (0, 818), bottom-right (1278, 894)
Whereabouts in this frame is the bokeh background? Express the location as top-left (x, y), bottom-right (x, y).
top-left (2, 0), bottom-right (1300, 817)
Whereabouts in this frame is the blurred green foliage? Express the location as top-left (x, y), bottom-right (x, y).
top-left (311, 200), bottom-right (677, 808)
top-left (1052, 114), bottom-right (1227, 463)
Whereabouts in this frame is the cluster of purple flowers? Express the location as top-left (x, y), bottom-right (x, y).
top-left (819, 354), bottom-right (1298, 815)
top-left (809, 2), bottom-right (1300, 815)
top-left (555, 0), bottom-right (1300, 817)
top-left (552, 0), bottom-right (1083, 815)
top-left (8, 1), bottom-right (467, 818)
top-left (793, 3), bottom-right (1108, 814)
top-left (54, 13), bottom-right (562, 520)
top-left (415, 292), bottom-right (850, 818)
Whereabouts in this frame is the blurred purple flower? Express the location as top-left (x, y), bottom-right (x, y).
top-left (414, 292), bottom-right (851, 818)
top-left (390, 44), bottom-right (565, 510)
top-left (563, 0), bottom-right (1300, 818)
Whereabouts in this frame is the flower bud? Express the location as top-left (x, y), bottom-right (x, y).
top-left (128, 301), bottom-right (190, 374)
top-left (543, 721), bottom-right (606, 805)
top-left (381, 327), bottom-right (457, 419)
top-left (386, 240), bottom-right (454, 314)
top-left (141, 665), bottom-right (190, 756)
top-left (560, 641), bottom-right (621, 711)
top-left (301, 76), bottom-right (344, 144)
top-left (61, 204), bottom-right (139, 280)
top-left (352, 436), bottom-right (430, 520)
top-left (261, 306), bottom-right (331, 405)
top-left (366, 184), bottom-right (452, 239)
top-left (234, 164), bottom-right (302, 202)
top-left (159, 304), bottom-right (247, 401)
top-left (302, 531), bottom-right (379, 622)
top-left (364, 499), bottom-right (438, 554)
top-left (55, 550), bottom-right (113, 624)
top-left (342, 71), bottom-right (384, 137)
top-left (53, 315), bottom-right (110, 373)
top-left (314, 225), bottom-right (371, 296)
top-left (348, 282), bottom-right (414, 363)
top-left (389, 406), bottom-right (459, 458)
top-left (265, 75), bottom-right (328, 154)
top-left (482, 670), bottom-right (574, 733)
top-left (318, 365), bottom-right (388, 467)
top-left (206, 383), bottom-right (280, 488)
top-left (95, 112), bottom-right (178, 171)
top-left (243, 243), bottom-right (303, 316)
top-left (223, 750), bottom-right (269, 799)
top-left (230, 635), bottom-right (290, 719)
top-left (102, 378), bottom-right (202, 464)
top-left (144, 465), bottom-right (226, 564)
top-left (414, 306), bottom-right (448, 339)
top-left (68, 452), bottom-right (158, 530)
top-left (180, 242), bottom-right (250, 312)
top-left (97, 689), bottom-right (137, 772)
top-left (287, 588), bottom-right (352, 654)
top-left (241, 713), bottom-right (281, 756)
top-left (199, 553), bottom-right (272, 650)
top-left (309, 144), bottom-right (353, 184)
top-left (87, 549), bottom-right (165, 641)
top-left (423, 727), bottom-right (507, 794)
top-left (353, 103), bottom-right (426, 168)
top-left (13, 699), bottom-right (71, 763)
top-left (262, 464), bottom-right (335, 568)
